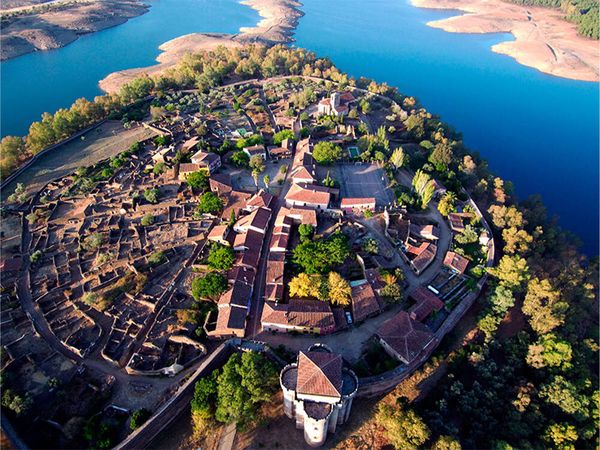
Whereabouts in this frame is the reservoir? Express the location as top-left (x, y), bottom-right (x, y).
top-left (1, 0), bottom-right (598, 253)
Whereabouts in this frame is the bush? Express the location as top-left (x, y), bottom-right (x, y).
top-left (147, 251), bottom-right (166, 267)
top-left (130, 408), bottom-right (151, 431)
top-left (144, 188), bottom-right (160, 204)
top-left (140, 214), bottom-right (154, 226)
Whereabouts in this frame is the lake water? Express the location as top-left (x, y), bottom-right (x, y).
top-left (294, 0), bottom-right (599, 254)
top-left (0, 0), bottom-right (260, 137)
top-left (1, 0), bottom-right (598, 253)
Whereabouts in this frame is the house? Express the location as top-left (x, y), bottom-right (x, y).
top-left (410, 224), bottom-right (439, 241)
top-left (404, 242), bottom-right (437, 275)
top-left (243, 144), bottom-right (267, 159)
top-left (261, 299), bottom-right (337, 335)
top-left (285, 184), bottom-right (331, 210)
top-left (221, 190), bottom-right (253, 221)
top-left (317, 92), bottom-right (356, 117)
top-left (206, 305), bottom-right (248, 338)
top-left (341, 197), bottom-right (376, 213)
top-left (233, 229), bottom-right (264, 252)
top-left (245, 189), bottom-right (274, 212)
top-left (448, 212), bottom-right (472, 233)
top-left (376, 311), bottom-right (435, 364)
top-left (269, 230), bottom-right (290, 253)
top-left (408, 286), bottom-right (444, 322)
top-left (351, 281), bottom-right (381, 322)
top-left (280, 345), bottom-right (358, 447)
top-left (182, 136), bottom-right (200, 152)
top-left (233, 207), bottom-right (271, 234)
top-left (290, 166), bottom-right (317, 185)
top-left (207, 224), bottom-right (231, 246)
top-left (268, 138), bottom-right (293, 159)
top-left (210, 173), bottom-right (233, 195)
top-left (265, 258), bottom-right (285, 298)
top-left (177, 163), bottom-right (202, 181)
top-left (443, 251), bottom-right (470, 274)
top-left (191, 150), bottom-right (221, 174)
top-left (217, 282), bottom-right (253, 309)
top-left (227, 266), bottom-right (256, 286)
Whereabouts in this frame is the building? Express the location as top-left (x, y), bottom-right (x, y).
top-left (243, 144), bottom-right (267, 159)
top-left (210, 173), bottom-right (233, 195)
top-left (207, 224), bottom-right (231, 246)
top-left (191, 150), bottom-right (221, 174)
top-left (280, 345), bottom-right (359, 447)
top-left (408, 286), bottom-right (444, 322)
top-left (376, 311), bottom-right (435, 364)
top-left (261, 299), bottom-right (337, 335)
top-left (350, 281), bottom-right (381, 322)
top-left (285, 184), bottom-right (331, 210)
top-left (317, 92), bottom-right (356, 117)
top-left (245, 189), bottom-right (274, 212)
top-left (404, 241), bottom-right (437, 275)
top-left (443, 251), bottom-right (470, 274)
top-left (340, 197), bottom-right (376, 213)
top-left (182, 136), bottom-right (200, 152)
top-left (177, 163), bottom-right (202, 181)
top-left (268, 138), bottom-right (294, 159)
top-left (410, 224), bottom-right (439, 241)
top-left (233, 207), bottom-right (271, 234)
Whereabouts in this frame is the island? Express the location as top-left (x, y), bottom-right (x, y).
top-left (0, 46), bottom-right (596, 450)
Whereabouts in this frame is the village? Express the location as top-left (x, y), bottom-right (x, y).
top-left (0, 75), bottom-right (495, 449)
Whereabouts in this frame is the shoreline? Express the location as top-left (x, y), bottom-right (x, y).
top-left (99, 0), bottom-right (303, 93)
top-left (1, 0), bottom-right (150, 61)
top-left (410, 0), bottom-right (599, 82)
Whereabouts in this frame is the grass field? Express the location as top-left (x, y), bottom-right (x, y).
top-left (2, 121), bottom-right (157, 198)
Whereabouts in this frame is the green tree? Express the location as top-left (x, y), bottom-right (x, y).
top-left (487, 255), bottom-right (530, 291)
top-left (186, 171), bottom-right (209, 191)
top-left (362, 238), bottom-right (379, 254)
top-left (230, 150), bottom-right (250, 167)
top-left (130, 409), bottom-right (151, 431)
top-left (390, 147), bottom-right (406, 169)
top-left (376, 399), bottom-right (430, 450)
top-left (412, 169), bottom-right (436, 209)
top-left (544, 423), bottom-right (578, 449)
top-left (207, 244), bottom-right (235, 271)
top-left (191, 372), bottom-right (219, 420)
top-left (140, 214), bottom-right (155, 227)
top-left (522, 278), bottom-right (567, 334)
top-left (526, 334), bottom-right (572, 369)
top-left (431, 435), bottom-right (462, 450)
top-left (144, 188), bottom-right (160, 204)
top-left (197, 192), bottom-right (223, 214)
top-left (429, 141), bottom-right (454, 170)
top-left (191, 273), bottom-right (228, 300)
top-left (298, 224), bottom-right (313, 240)
top-left (293, 233), bottom-right (349, 274)
top-left (539, 375), bottom-right (589, 416)
top-left (312, 141), bottom-right (342, 165)
top-left (438, 192), bottom-right (457, 217)
top-left (272, 129), bottom-right (295, 144)
top-left (454, 225), bottom-right (479, 244)
top-left (381, 283), bottom-right (403, 303)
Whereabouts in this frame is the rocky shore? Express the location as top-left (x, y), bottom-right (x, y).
top-left (1, 0), bottom-right (149, 61)
top-left (411, 0), bottom-right (599, 82)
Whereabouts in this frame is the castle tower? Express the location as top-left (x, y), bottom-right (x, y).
top-left (279, 344), bottom-right (358, 447)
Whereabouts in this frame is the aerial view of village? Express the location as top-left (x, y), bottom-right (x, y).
top-left (1, 0), bottom-right (598, 447)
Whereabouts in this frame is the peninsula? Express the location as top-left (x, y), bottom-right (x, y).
top-left (411, 0), bottom-right (599, 82)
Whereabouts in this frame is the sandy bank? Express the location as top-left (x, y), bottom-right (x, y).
top-left (99, 0), bottom-right (302, 93)
top-left (411, 0), bottom-right (598, 82)
top-left (1, 0), bottom-right (149, 61)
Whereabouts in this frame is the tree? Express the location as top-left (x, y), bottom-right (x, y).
top-left (197, 192), bottom-right (223, 214)
top-left (526, 334), bottom-right (572, 369)
top-left (298, 224), bottom-right (313, 240)
top-left (140, 214), bottom-right (154, 226)
top-left (454, 225), bottom-right (479, 244)
top-left (432, 435), bottom-right (462, 450)
top-left (1, 390), bottom-right (32, 416)
top-left (376, 399), bottom-right (430, 450)
top-left (230, 150), bottom-right (250, 167)
top-left (429, 141), bottom-right (454, 170)
top-left (487, 205), bottom-right (524, 229)
top-left (312, 141), bottom-right (342, 165)
top-left (289, 273), bottom-right (322, 298)
top-left (502, 227), bottom-right (533, 254)
top-left (147, 251), bottom-right (166, 267)
top-left (522, 278), bottom-right (567, 335)
top-left (539, 375), bottom-right (589, 416)
top-left (390, 147), bottom-right (406, 169)
top-left (249, 154), bottom-right (265, 172)
top-left (191, 273), bottom-right (227, 300)
top-left (152, 162), bottom-right (166, 175)
top-left (292, 233), bottom-right (349, 274)
top-left (544, 423), bottom-right (578, 449)
top-left (207, 244), bottom-right (235, 271)
top-left (191, 372), bottom-right (218, 420)
top-left (487, 255), bottom-right (529, 291)
top-left (328, 272), bottom-right (351, 306)
top-left (362, 238), bottom-right (379, 254)
top-left (144, 188), bottom-right (160, 204)
top-left (186, 171), bottom-right (209, 191)
top-left (381, 283), bottom-right (403, 303)
top-left (273, 129), bottom-right (295, 145)
top-left (263, 174), bottom-right (270, 190)
top-left (130, 409), bottom-right (151, 431)
top-left (412, 169), bottom-right (435, 209)
top-left (438, 192), bottom-right (456, 217)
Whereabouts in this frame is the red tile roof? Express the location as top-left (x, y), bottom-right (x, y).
top-left (218, 282), bottom-right (253, 308)
top-left (261, 299), bottom-right (335, 331)
top-left (443, 251), bottom-right (470, 274)
top-left (286, 183), bottom-right (330, 207)
top-left (235, 207), bottom-right (271, 232)
top-left (296, 351), bottom-right (343, 398)
top-left (351, 282), bottom-right (381, 322)
top-left (341, 197), bottom-right (376, 208)
top-left (211, 305), bottom-right (248, 336)
top-left (266, 259), bottom-right (285, 285)
top-left (377, 311), bottom-right (434, 363)
top-left (409, 286), bottom-right (444, 322)
top-left (246, 189), bottom-right (274, 210)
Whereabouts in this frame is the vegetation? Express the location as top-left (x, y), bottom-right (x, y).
top-left (207, 244), bottom-right (235, 271)
top-left (197, 192), bottom-right (223, 215)
top-left (191, 273), bottom-right (228, 300)
top-left (292, 232), bottom-right (349, 274)
top-left (147, 251), bottom-right (166, 267)
top-left (312, 141), bottom-right (342, 165)
top-left (143, 188), bottom-right (160, 204)
top-left (140, 213), bottom-right (155, 227)
top-left (272, 129), bottom-right (295, 144)
top-left (186, 171), bottom-right (210, 191)
top-left (230, 150), bottom-right (250, 167)
top-left (191, 352), bottom-right (278, 434)
top-left (130, 408), bottom-right (151, 431)
top-left (288, 271), bottom-right (351, 306)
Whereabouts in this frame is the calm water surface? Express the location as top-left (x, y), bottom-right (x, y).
top-left (0, 0), bottom-right (259, 137)
top-left (294, 0), bottom-right (599, 254)
top-left (1, 0), bottom-right (598, 253)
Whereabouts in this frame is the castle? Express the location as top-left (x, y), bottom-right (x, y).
top-left (280, 344), bottom-right (358, 447)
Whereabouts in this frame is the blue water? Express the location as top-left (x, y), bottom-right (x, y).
top-left (1, 0), bottom-right (598, 253)
top-left (0, 0), bottom-right (260, 137)
top-left (294, 0), bottom-right (599, 254)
